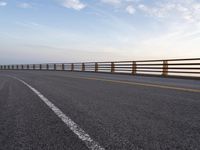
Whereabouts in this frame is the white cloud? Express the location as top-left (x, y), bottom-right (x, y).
top-left (138, 0), bottom-right (200, 23)
top-left (126, 5), bottom-right (135, 14)
top-left (101, 0), bottom-right (121, 5)
top-left (18, 3), bottom-right (32, 8)
top-left (101, 0), bottom-right (139, 14)
top-left (0, 1), bottom-right (7, 6)
top-left (61, 0), bottom-right (86, 10)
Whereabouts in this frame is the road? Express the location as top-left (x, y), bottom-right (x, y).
top-left (0, 70), bottom-right (200, 150)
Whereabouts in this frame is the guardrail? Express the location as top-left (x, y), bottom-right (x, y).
top-left (1, 58), bottom-right (200, 79)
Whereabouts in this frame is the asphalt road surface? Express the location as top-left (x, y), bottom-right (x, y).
top-left (0, 70), bottom-right (200, 150)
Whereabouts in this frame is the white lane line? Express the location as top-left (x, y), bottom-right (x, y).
top-left (10, 76), bottom-right (105, 150)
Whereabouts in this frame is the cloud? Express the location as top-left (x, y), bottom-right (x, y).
top-left (99, 0), bottom-right (200, 21)
top-left (0, 1), bottom-right (7, 6)
top-left (61, 0), bottom-right (86, 10)
top-left (18, 3), bottom-right (32, 8)
top-left (138, 0), bottom-right (200, 23)
top-left (126, 5), bottom-right (135, 14)
top-left (101, 0), bottom-right (121, 5)
top-left (101, 0), bottom-right (139, 14)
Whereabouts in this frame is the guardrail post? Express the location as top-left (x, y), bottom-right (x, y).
top-left (8, 65), bottom-right (10, 70)
top-left (27, 65), bottom-right (29, 70)
top-left (53, 64), bottom-right (55, 70)
top-left (33, 64), bottom-right (35, 70)
top-left (12, 65), bottom-right (14, 70)
top-left (82, 63), bottom-right (85, 71)
top-left (47, 64), bottom-right (49, 70)
top-left (71, 63), bottom-right (74, 71)
top-left (95, 63), bottom-right (98, 72)
top-left (132, 61), bottom-right (137, 75)
top-left (111, 62), bottom-right (115, 73)
top-left (162, 60), bottom-right (168, 76)
top-left (40, 64), bottom-right (42, 70)
top-left (22, 65), bottom-right (24, 70)
top-left (62, 64), bottom-right (65, 71)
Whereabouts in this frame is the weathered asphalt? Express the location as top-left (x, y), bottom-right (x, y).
top-left (0, 70), bottom-right (200, 150)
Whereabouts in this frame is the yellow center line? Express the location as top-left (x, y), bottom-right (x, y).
top-left (64, 75), bottom-right (200, 93)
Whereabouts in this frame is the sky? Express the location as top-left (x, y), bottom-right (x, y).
top-left (0, 0), bottom-right (200, 64)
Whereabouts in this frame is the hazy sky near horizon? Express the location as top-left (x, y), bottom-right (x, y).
top-left (0, 0), bottom-right (200, 64)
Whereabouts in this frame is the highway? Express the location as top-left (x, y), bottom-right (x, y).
top-left (0, 70), bottom-right (200, 150)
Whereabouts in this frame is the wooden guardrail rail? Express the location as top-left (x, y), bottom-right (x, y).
top-left (1, 58), bottom-right (200, 78)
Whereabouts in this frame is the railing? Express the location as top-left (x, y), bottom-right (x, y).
top-left (1, 58), bottom-right (200, 79)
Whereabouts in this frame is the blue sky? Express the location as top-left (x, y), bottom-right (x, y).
top-left (0, 0), bottom-right (200, 64)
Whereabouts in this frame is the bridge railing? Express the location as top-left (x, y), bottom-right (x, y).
top-left (1, 58), bottom-right (200, 79)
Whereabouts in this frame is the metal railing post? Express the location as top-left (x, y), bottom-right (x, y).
top-left (111, 62), bottom-right (115, 73)
top-left (47, 64), bottom-right (49, 70)
top-left (40, 64), bottom-right (42, 70)
top-left (33, 64), bottom-right (35, 70)
top-left (95, 63), bottom-right (98, 72)
top-left (162, 60), bottom-right (168, 76)
top-left (53, 64), bottom-right (56, 70)
top-left (62, 64), bottom-right (65, 71)
top-left (22, 65), bottom-right (24, 70)
top-left (132, 61), bottom-right (137, 75)
top-left (82, 63), bottom-right (85, 71)
top-left (27, 65), bottom-right (29, 70)
top-left (71, 63), bottom-right (74, 71)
